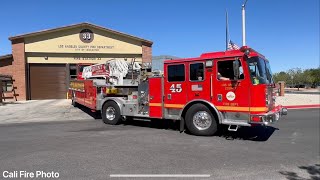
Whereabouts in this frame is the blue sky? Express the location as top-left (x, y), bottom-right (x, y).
top-left (0, 0), bottom-right (319, 72)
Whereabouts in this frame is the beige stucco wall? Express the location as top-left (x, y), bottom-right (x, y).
top-left (24, 27), bottom-right (143, 54)
top-left (27, 55), bottom-right (142, 64)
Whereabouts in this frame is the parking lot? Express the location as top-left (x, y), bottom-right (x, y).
top-left (0, 100), bottom-right (319, 179)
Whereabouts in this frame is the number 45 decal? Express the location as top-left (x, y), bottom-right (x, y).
top-left (170, 84), bottom-right (182, 93)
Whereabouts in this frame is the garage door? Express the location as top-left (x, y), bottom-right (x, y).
top-left (30, 64), bottom-right (67, 99)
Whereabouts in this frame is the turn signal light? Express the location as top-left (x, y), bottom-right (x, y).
top-left (251, 116), bottom-right (261, 122)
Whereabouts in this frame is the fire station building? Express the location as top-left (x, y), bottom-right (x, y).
top-left (0, 23), bottom-right (152, 101)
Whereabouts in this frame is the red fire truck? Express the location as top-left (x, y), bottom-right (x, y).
top-left (69, 46), bottom-right (287, 136)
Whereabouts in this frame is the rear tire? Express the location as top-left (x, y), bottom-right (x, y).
top-left (102, 101), bottom-right (121, 125)
top-left (185, 104), bottom-right (218, 136)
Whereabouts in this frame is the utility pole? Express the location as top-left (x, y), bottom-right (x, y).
top-left (242, 0), bottom-right (248, 46)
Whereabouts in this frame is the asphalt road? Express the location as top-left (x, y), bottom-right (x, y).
top-left (0, 109), bottom-right (319, 180)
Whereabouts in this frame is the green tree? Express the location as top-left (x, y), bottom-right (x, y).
top-left (273, 67), bottom-right (320, 88)
top-left (273, 71), bottom-right (290, 84)
top-left (287, 68), bottom-right (305, 90)
top-left (303, 69), bottom-right (315, 85)
top-left (309, 68), bottom-right (320, 86)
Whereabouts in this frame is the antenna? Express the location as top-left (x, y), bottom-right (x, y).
top-left (242, 0), bottom-right (248, 46)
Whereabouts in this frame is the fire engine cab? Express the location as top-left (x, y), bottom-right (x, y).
top-left (69, 46), bottom-right (287, 136)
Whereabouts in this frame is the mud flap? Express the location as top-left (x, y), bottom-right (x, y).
top-left (180, 117), bottom-right (185, 133)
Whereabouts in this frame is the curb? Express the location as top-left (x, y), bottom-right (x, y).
top-left (284, 104), bottom-right (320, 110)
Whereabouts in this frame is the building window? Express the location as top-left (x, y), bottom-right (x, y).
top-left (190, 63), bottom-right (204, 81)
top-left (2, 81), bottom-right (13, 92)
top-left (168, 64), bottom-right (185, 82)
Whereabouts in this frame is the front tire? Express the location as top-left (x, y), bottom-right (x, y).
top-left (185, 104), bottom-right (218, 136)
top-left (102, 101), bottom-right (121, 125)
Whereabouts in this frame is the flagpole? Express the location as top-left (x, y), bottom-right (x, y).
top-left (226, 10), bottom-right (229, 51)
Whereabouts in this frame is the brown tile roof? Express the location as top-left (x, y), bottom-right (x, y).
top-left (0, 54), bottom-right (13, 60)
top-left (8, 22), bottom-right (153, 45)
top-left (0, 74), bottom-right (12, 79)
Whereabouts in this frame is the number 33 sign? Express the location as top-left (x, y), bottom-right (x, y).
top-left (79, 29), bottom-right (94, 43)
top-left (170, 84), bottom-right (182, 93)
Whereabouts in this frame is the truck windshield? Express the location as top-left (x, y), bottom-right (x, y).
top-left (247, 57), bottom-right (274, 84)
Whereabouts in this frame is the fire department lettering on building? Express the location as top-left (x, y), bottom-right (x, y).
top-left (69, 46), bottom-right (287, 136)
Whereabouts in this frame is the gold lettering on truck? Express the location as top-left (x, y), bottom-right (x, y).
top-left (70, 81), bottom-right (85, 91)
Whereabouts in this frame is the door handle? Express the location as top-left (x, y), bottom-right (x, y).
top-left (210, 75), bottom-right (213, 99)
top-left (167, 94), bottom-right (171, 100)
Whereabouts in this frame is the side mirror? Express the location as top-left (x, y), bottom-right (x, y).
top-left (233, 60), bottom-right (240, 80)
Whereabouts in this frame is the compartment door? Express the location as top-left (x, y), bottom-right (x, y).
top-left (149, 77), bottom-right (163, 118)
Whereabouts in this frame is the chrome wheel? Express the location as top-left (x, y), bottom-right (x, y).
top-left (106, 107), bottom-right (116, 121)
top-left (102, 101), bottom-right (121, 125)
top-left (192, 111), bottom-right (212, 130)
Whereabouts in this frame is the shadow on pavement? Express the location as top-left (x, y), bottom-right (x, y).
top-left (76, 104), bottom-right (102, 120)
top-left (217, 125), bottom-right (279, 142)
top-left (123, 118), bottom-right (180, 131)
top-left (123, 120), bottom-right (278, 141)
top-left (0, 101), bottom-right (25, 106)
top-left (70, 118), bottom-right (180, 132)
top-left (71, 107), bottom-right (278, 141)
top-left (279, 164), bottom-right (320, 180)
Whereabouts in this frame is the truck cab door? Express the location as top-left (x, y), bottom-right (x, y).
top-left (187, 62), bottom-right (211, 102)
top-left (163, 63), bottom-right (187, 119)
top-left (213, 58), bottom-right (250, 119)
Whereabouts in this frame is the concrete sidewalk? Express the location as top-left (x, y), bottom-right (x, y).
top-left (276, 94), bottom-right (320, 106)
top-left (0, 100), bottom-right (94, 124)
